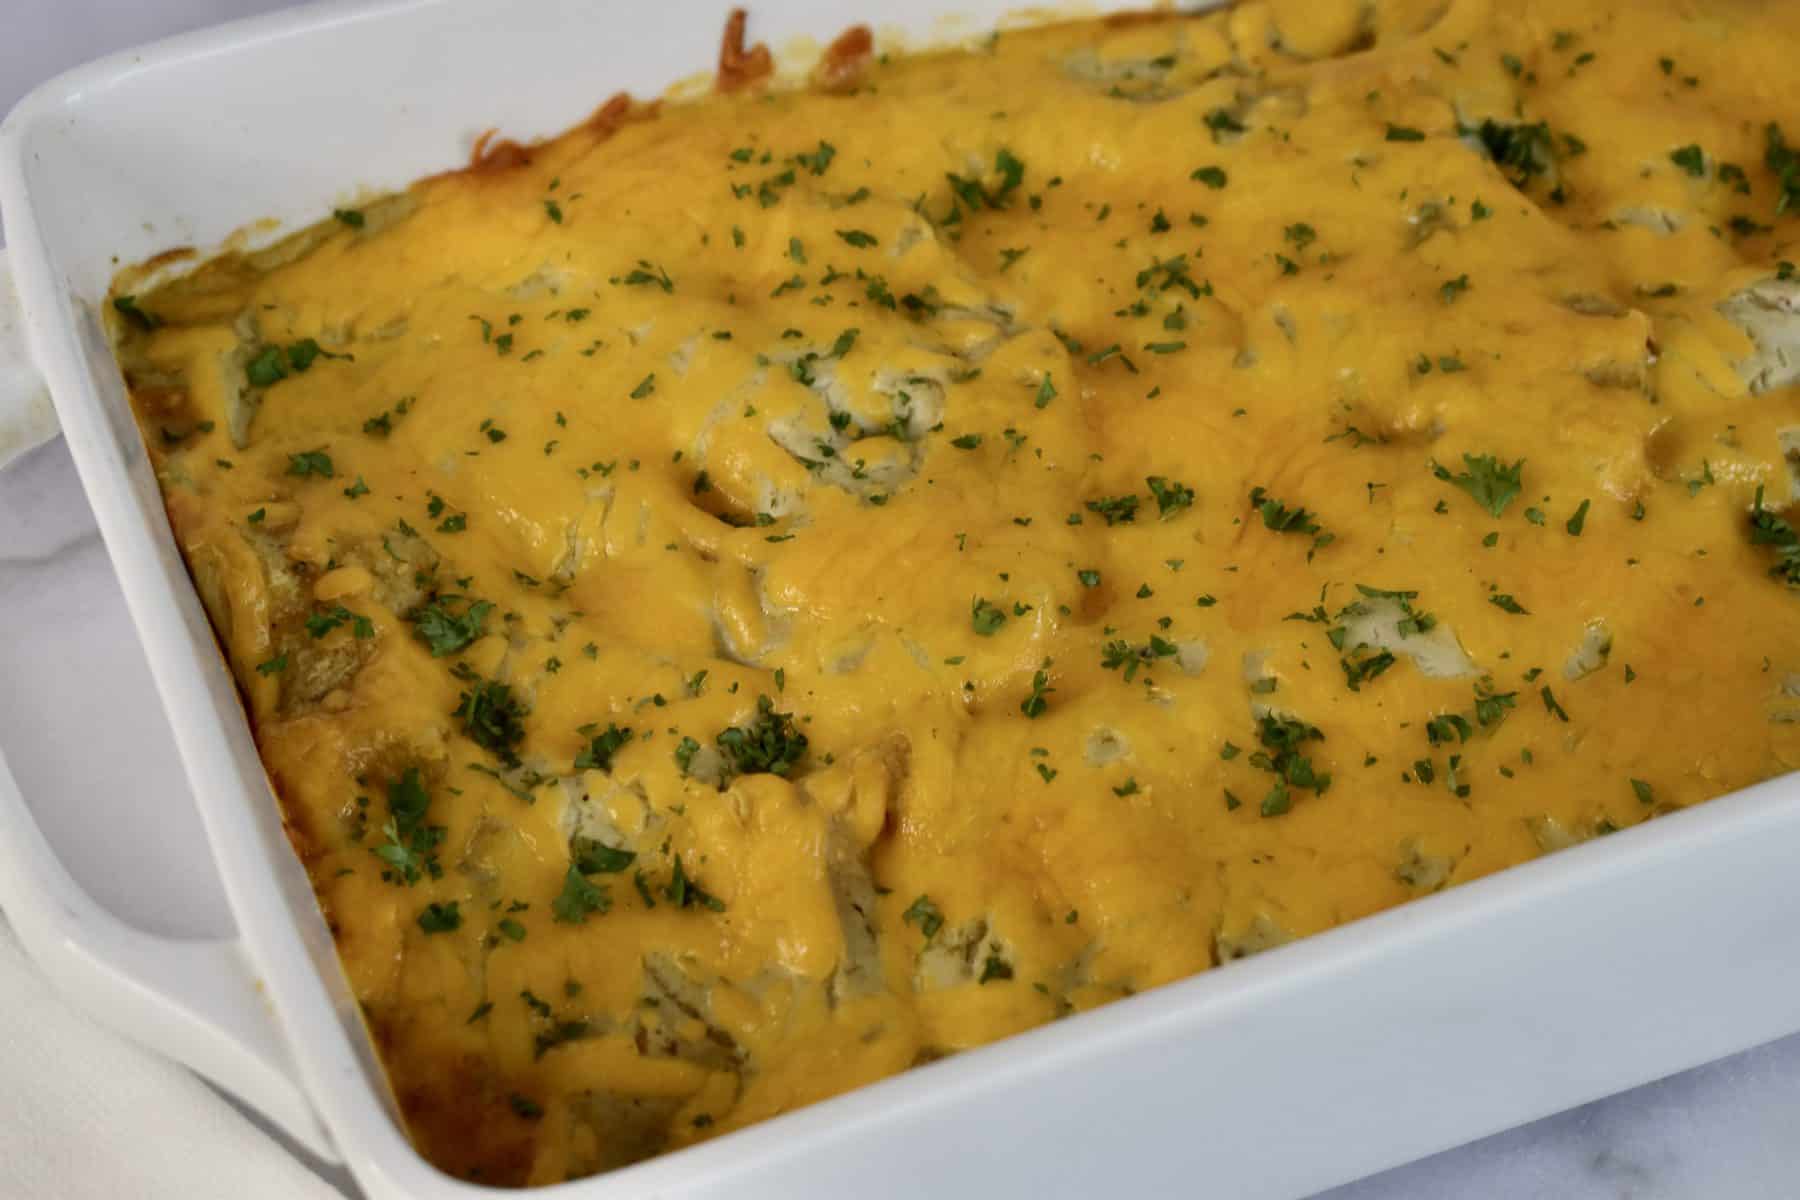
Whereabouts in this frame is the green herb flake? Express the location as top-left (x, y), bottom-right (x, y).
top-left (1669, 144), bottom-right (1706, 177)
top-left (575, 723), bottom-right (634, 772)
top-left (286, 449), bottom-right (334, 478)
top-left (902, 894), bottom-right (944, 939)
top-left (1431, 453), bottom-right (1523, 517)
top-left (971, 597), bottom-right (1008, 636)
top-left (715, 695), bottom-right (808, 779)
top-left (1565, 498), bottom-right (1591, 536)
top-left (551, 864), bottom-right (610, 924)
top-left (1540, 685), bottom-right (1570, 722)
top-left (417, 901), bottom-right (462, 933)
top-left (410, 597), bottom-right (493, 658)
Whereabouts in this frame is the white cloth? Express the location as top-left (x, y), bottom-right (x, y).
top-left (0, 917), bottom-right (340, 1200)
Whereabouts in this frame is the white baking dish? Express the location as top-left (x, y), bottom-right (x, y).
top-left (4, 2), bottom-right (1800, 1196)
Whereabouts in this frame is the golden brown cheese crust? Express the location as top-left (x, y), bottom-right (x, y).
top-left (114, 0), bottom-right (1800, 1185)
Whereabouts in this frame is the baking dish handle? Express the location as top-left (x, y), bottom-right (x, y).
top-left (0, 244), bottom-right (61, 471)
top-left (0, 746), bottom-right (338, 1163)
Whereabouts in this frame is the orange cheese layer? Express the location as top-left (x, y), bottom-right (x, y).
top-left (116, 0), bottom-right (1800, 1184)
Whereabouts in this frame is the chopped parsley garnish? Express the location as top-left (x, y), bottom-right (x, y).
top-left (1749, 486), bottom-right (1800, 586)
top-left (1565, 498), bottom-right (1591, 536)
top-left (1101, 635), bottom-right (1178, 682)
top-left (372, 767), bottom-right (445, 886)
top-left (1204, 108), bottom-right (1246, 141)
top-left (286, 449), bottom-right (335, 478)
top-left (829, 327), bottom-right (860, 358)
top-left (246, 346), bottom-right (288, 386)
top-left (663, 855), bottom-right (726, 911)
top-left (1540, 686), bottom-right (1571, 722)
top-left (1385, 124), bottom-right (1426, 142)
top-left (836, 229), bottom-right (878, 248)
top-left (1474, 684), bottom-right (1518, 728)
top-left (617, 260), bottom-right (674, 292)
top-left (945, 147), bottom-right (1027, 212)
top-left (305, 604), bottom-right (374, 640)
top-left (410, 596), bottom-right (493, 657)
top-left (571, 837), bottom-right (635, 875)
top-left (1669, 144), bottom-right (1706, 177)
top-left (247, 338), bottom-right (346, 386)
top-left (978, 952), bottom-right (1014, 984)
top-left (795, 140), bottom-right (837, 175)
top-left (454, 676), bottom-right (529, 766)
top-left (1020, 668), bottom-right (1053, 718)
top-left (333, 208), bottom-right (365, 228)
top-left (1086, 494), bottom-right (1140, 526)
top-left (1489, 593), bottom-right (1529, 614)
top-left (1146, 475), bottom-right (1195, 518)
top-left (1135, 253), bottom-right (1207, 300)
top-left (1766, 123), bottom-right (1800, 216)
top-left (903, 894), bottom-right (944, 939)
top-left (574, 723), bottom-right (633, 772)
top-left (1341, 649), bottom-right (1397, 692)
top-left (715, 695), bottom-right (808, 779)
top-left (1465, 118), bottom-right (1560, 190)
top-left (1431, 453), bottom-right (1523, 517)
top-left (551, 864), bottom-right (610, 924)
top-left (1190, 165), bottom-right (1228, 188)
top-left (1425, 713), bottom-right (1473, 746)
top-left (417, 901), bottom-right (461, 933)
top-left (971, 597), bottom-right (1008, 636)
top-left (1249, 486), bottom-right (1334, 558)
top-left (1246, 713), bottom-right (1330, 817)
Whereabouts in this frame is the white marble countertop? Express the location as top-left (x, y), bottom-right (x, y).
top-left (5, 3), bottom-right (1800, 1196)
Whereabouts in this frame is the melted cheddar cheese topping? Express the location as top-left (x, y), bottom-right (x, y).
top-left (116, 0), bottom-right (1800, 1184)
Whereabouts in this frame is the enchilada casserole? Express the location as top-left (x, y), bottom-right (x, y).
top-left (112, 0), bottom-right (1800, 1184)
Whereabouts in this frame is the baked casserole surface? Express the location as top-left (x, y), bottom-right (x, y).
top-left (113, 0), bottom-right (1800, 1183)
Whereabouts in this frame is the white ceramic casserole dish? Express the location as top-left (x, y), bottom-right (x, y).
top-left (4, 2), bottom-right (1800, 1196)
